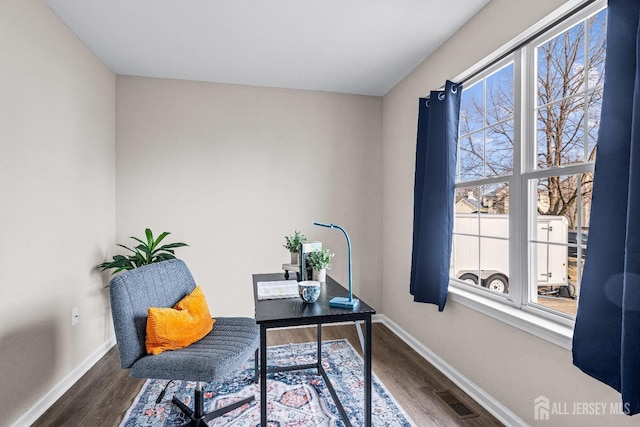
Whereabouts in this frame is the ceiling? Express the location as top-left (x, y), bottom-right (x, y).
top-left (43, 0), bottom-right (489, 96)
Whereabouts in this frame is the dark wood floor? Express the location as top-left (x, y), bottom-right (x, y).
top-left (33, 323), bottom-right (502, 426)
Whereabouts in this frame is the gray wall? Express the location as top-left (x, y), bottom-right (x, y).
top-left (116, 76), bottom-right (383, 316)
top-left (0, 0), bottom-right (116, 424)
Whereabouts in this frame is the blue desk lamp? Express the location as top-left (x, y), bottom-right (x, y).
top-left (313, 222), bottom-right (359, 309)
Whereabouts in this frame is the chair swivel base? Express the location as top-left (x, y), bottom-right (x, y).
top-left (172, 386), bottom-right (255, 427)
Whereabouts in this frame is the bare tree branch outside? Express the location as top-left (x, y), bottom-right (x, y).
top-left (457, 10), bottom-right (606, 230)
top-left (452, 7), bottom-right (607, 313)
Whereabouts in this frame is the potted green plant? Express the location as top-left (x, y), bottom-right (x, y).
top-left (306, 248), bottom-right (334, 282)
top-left (97, 228), bottom-right (188, 275)
top-left (283, 230), bottom-right (307, 264)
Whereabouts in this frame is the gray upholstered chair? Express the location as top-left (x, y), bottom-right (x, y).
top-left (109, 259), bottom-right (259, 426)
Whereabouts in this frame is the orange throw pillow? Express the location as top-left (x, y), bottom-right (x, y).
top-left (145, 286), bottom-right (215, 355)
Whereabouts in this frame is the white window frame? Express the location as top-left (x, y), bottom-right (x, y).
top-left (447, 0), bottom-right (607, 350)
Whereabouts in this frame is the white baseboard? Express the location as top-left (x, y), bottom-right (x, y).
top-left (14, 316), bottom-right (521, 426)
top-left (377, 314), bottom-right (527, 427)
top-left (11, 336), bottom-right (116, 427)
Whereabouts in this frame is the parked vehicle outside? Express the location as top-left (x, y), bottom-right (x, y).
top-left (451, 214), bottom-right (569, 294)
top-left (568, 231), bottom-right (588, 258)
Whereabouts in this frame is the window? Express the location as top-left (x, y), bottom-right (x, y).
top-left (451, 2), bottom-right (607, 323)
top-left (454, 61), bottom-right (514, 298)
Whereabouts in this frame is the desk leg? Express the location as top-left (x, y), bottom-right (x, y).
top-left (317, 324), bottom-right (322, 373)
top-left (260, 325), bottom-right (267, 426)
top-left (364, 316), bottom-right (372, 427)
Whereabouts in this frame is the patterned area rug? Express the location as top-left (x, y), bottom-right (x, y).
top-left (120, 339), bottom-right (414, 426)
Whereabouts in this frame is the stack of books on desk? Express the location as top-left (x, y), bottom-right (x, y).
top-left (257, 280), bottom-right (299, 300)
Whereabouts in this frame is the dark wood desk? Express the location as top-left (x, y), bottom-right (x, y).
top-left (253, 273), bottom-right (376, 426)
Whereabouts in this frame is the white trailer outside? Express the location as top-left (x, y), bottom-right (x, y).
top-left (451, 213), bottom-right (568, 293)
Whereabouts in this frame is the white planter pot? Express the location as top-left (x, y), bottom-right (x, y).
top-left (312, 268), bottom-right (326, 283)
top-left (290, 252), bottom-right (299, 265)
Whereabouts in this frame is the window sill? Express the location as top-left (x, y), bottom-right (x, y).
top-left (448, 284), bottom-right (574, 350)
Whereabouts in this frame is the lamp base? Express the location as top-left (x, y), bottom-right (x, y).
top-left (329, 297), bottom-right (360, 309)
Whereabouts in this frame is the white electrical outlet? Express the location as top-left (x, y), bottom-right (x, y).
top-left (72, 307), bottom-right (79, 326)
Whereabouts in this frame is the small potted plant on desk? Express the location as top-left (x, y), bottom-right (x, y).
top-left (283, 230), bottom-right (307, 265)
top-left (306, 248), bottom-right (334, 283)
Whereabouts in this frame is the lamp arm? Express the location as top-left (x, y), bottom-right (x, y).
top-left (313, 222), bottom-right (353, 301)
